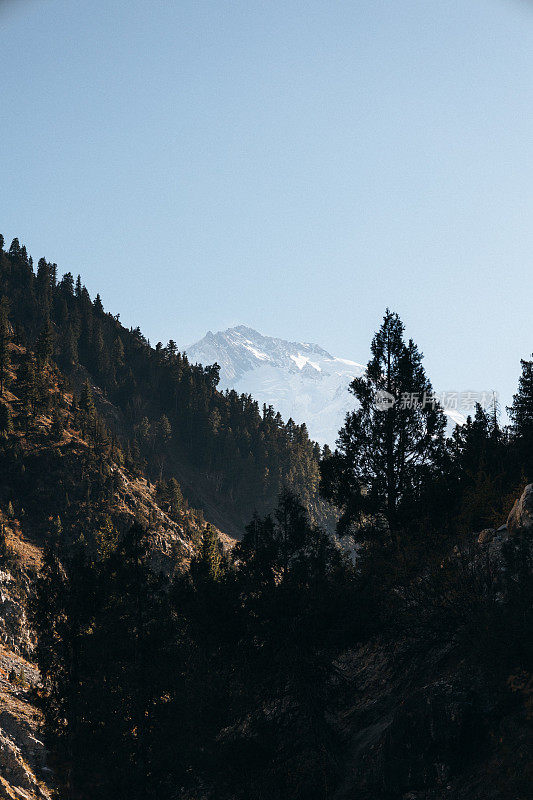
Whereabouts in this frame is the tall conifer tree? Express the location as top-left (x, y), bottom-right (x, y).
top-left (321, 309), bottom-right (446, 547)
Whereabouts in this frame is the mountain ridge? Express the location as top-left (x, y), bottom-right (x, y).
top-left (0, 238), bottom-right (327, 537)
top-left (187, 325), bottom-right (365, 446)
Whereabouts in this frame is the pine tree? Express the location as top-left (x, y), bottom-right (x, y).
top-left (36, 258), bottom-right (52, 310)
top-left (79, 380), bottom-right (96, 416)
top-left (8, 238), bottom-right (20, 259)
top-left (157, 477), bottom-right (184, 519)
top-left (166, 340), bottom-right (177, 361)
top-left (320, 309), bottom-right (446, 547)
top-left (17, 355), bottom-right (39, 422)
top-left (64, 325), bottom-right (79, 366)
top-left (60, 272), bottom-right (75, 295)
top-left (509, 356), bottom-right (533, 479)
top-left (36, 316), bottom-right (54, 365)
top-left (113, 335), bottom-right (124, 368)
top-left (168, 478), bottom-right (183, 515)
top-left (192, 525), bottom-right (223, 583)
top-left (94, 516), bottom-right (118, 561)
top-left (489, 391), bottom-right (500, 436)
top-left (0, 299), bottom-right (11, 394)
top-left (158, 414), bottom-right (172, 444)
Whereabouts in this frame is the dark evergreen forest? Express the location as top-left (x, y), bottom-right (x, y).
top-left (0, 235), bottom-right (531, 799)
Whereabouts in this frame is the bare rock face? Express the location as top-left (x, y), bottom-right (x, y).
top-left (0, 648), bottom-right (52, 800)
top-left (507, 484), bottom-right (533, 537)
top-left (0, 725), bottom-right (49, 800)
top-left (0, 570), bottom-right (33, 656)
top-left (0, 528), bottom-right (53, 799)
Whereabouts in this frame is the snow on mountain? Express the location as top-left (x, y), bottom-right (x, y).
top-left (186, 325), bottom-right (465, 446)
top-left (186, 326), bottom-right (364, 446)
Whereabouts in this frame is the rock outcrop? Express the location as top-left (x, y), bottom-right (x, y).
top-left (0, 653), bottom-right (51, 800)
top-left (0, 564), bottom-right (52, 800)
top-left (507, 483), bottom-right (533, 537)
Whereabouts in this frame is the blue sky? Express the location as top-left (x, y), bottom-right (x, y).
top-left (1, 0), bottom-right (532, 412)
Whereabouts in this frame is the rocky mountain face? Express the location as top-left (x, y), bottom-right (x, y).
top-left (187, 326), bottom-right (365, 446)
top-left (0, 522), bottom-right (51, 800)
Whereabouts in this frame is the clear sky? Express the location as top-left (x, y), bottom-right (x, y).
top-left (1, 0), bottom-right (532, 412)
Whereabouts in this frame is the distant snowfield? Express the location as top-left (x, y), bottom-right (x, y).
top-left (186, 325), bottom-right (464, 446)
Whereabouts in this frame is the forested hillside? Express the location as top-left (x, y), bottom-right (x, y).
top-left (0, 239), bottom-right (531, 800)
top-left (0, 235), bottom-right (327, 535)
top-left (22, 309), bottom-right (531, 800)
top-left (0, 322), bottom-right (212, 800)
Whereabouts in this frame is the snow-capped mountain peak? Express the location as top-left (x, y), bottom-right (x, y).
top-left (186, 326), bottom-right (365, 445)
top-left (186, 326), bottom-right (466, 445)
